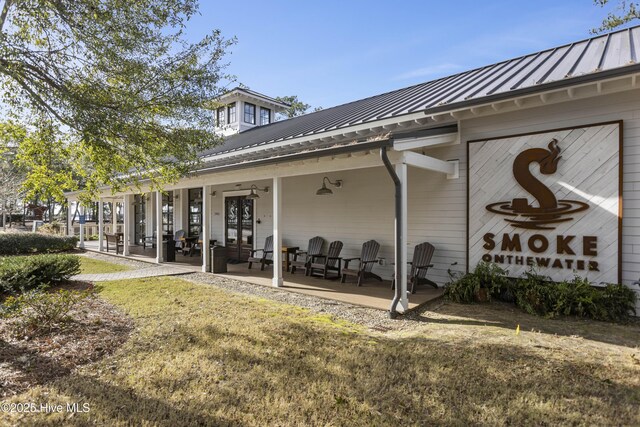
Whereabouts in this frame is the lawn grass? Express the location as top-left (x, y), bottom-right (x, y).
top-left (79, 256), bottom-right (132, 274)
top-left (4, 276), bottom-right (639, 426)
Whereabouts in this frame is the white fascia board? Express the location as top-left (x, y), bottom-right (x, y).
top-left (393, 132), bottom-right (458, 151)
top-left (400, 151), bottom-right (455, 175)
top-left (200, 110), bottom-right (439, 163)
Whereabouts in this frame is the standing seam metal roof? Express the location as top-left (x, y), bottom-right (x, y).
top-left (201, 25), bottom-right (640, 158)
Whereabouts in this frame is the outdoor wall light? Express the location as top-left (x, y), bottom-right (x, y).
top-left (210, 191), bottom-right (217, 197)
top-left (316, 177), bottom-right (343, 196)
top-left (246, 185), bottom-right (269, 200)
top-left (174, 194), bottom-right (179, 200)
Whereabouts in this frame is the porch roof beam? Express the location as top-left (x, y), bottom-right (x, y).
top-left (393, 132), bottom-right (458, 151)
top-left (400, 151), bottom-right (456, 175)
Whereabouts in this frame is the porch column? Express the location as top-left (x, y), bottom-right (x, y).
top-left (156, 191), bottom-right (163, 263)
top-left (67, 200), bottom-right (73, 237)
top-left (396, 163), bottom-right (409, 311)
top-left (123, 195), bottom-right (131, 256)
top-left (79, 204), bottom-right (85, 249)
top-left (202, 185), bottom-right (211, 273)
top-left (112, 201), bottom-right (118, 233)
top-left (98, 199), bottom-right (104, 251)
top-left (272, 177), bottom-right (283, 287)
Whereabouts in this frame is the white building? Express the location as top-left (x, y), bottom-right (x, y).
top-left (68, 26), bottom-right (640, 315)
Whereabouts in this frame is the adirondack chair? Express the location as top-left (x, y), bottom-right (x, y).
top-left (309, 240), bottom-right (344, 279)
top-left (391, 242), bottom-right (437, 293)
top-left (174, 230), bottom-right (186, 254)
top-left (290, 236), bottom-right (325, 275)
top-left (248, 235), bottom-right (274, 270)
top-left (186, 232), bottom-right (204, 257)
top-left (341, 240), bottom-right (382, 286)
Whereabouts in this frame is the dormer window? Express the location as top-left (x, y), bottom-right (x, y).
top-left (217, 107), bottom-right (225, 127)
top-left (260, 107), bottom-right (271, 125)
top-left (227, 103), bottom-right (236, 124)
top-left (244, 102), bottom-right (256, 125)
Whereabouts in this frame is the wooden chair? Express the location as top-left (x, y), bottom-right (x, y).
top-left (290, 236), bottom-right (325, 275)
top-left (143, 230), bottom-right (157, 249)
top-left (186, 232), bottom-right (203, 257)
top-left (391, 242), bottom-right (437, 294)
top-left (174, 230), bottom-right (186, 254)
top-left (309, 240), bottom-right (343, 279)
top-left (105, 233), bottom-right (123, 255)
top-left (248, 235), bottom-right (273, 270)
top-left (341, 240), bottom-right (382, 286)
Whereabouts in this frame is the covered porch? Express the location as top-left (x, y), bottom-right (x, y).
top-left (82, 240), bottom-right (443, 311)
top-left (71, 127), bottom-right (463, 315)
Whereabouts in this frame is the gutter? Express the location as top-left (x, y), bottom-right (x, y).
top-left (191, 138), bottom-right (393, 175)
top-left (64, 139), bottom-right (394, 197)
top-left (380, 143), bottom-right (403, 319)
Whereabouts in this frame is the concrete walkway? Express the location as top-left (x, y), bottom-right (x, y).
top-left (72, 265), bottom-right (195, 282)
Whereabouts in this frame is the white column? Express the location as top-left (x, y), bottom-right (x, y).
top-left (146, 193), bottom-right (154, 241)
top-left (67, 200), bottom-right (73, 237)
top-left (112, 201), bottom-right (118, 233)
top-left (156, 191), bottom-right (163, 263)
top-left (79, 204), bottom-right (85, 249)
top-left (98, 199), bottom-right (104, 251)
top-left (272, 177), bottom-right (283, 287)
top-left (396, 163), bottom-right (409, 312)
top-left (123, 195), bottom-right (131, 256)
top-left (202, 185), bottom-right (211, 273)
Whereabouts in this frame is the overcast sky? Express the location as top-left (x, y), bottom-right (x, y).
top-left (187, 0), bottom-right (627, 110)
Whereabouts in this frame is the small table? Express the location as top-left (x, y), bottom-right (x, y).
top-left (281, 246), bottom-right (299, 272)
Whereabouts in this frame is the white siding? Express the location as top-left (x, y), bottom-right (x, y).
top-left (460, 88), bottom-right (640, 286)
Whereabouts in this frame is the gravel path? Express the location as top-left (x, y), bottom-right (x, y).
top-left (182, 273), bottom-right (437, 332)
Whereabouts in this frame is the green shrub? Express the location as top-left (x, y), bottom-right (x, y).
top-left (444, 272), bottom-right (481, 303)
top-left (0, 254), bottom-right (81, 294)
top-left (553, 276), bottom-right (601, 318)
top-left (446, 263), bottom-right (636, 323)
top-left (593, 283), bottom-right (637, 322)
top-left (1, 288), bottom-right (91, 336)
top-left (0, 233), bottom-right (77, 255)
top-left (444, 262), bottom-right (509, 303)
top-left (512, 268), bottom-right (558, 316)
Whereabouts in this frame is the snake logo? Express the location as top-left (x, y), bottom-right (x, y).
top-left (485, 139), bottom-right (589, 230)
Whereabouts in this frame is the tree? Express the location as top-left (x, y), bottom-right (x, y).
top-left (0, 0), bottom-right (235, 203)
top-left (275, 95), bottom-right (312, 119)
top-left (592, 1), bottom-right (640, 32)
top-left (0, 130), bottom-right (24, 229)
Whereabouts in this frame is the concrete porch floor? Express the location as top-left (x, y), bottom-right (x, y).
top-left (82, 241), bottom-right (444, 312)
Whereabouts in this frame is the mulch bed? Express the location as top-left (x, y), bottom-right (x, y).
top-left (0, 282), bottom-right (133, 397)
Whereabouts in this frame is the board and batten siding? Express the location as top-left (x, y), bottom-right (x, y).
top-left (203, 159), bottom-right (467, 285)
top-left (460, 88), bottom-right (640, 286)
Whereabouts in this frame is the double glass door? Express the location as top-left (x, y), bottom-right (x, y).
top-left (225, 196), bottom-right (254, 262)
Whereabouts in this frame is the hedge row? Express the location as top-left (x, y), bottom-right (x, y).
top-left (445, 262), bottom-right (637, 323)
top-left (0, 254), bottom-right (81, 294)
top-left (0, 233), bottom-right (78, 255)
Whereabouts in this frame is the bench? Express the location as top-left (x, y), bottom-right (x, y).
top-left (105, 233), bottom-right (123, 254)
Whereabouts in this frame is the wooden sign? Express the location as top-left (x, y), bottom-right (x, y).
top-left (468, 121), bottom-right (621, 284)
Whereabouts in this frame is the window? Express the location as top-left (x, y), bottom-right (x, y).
top-left (244, 102), bottom-right (256, 124)
top-left (227, 102), bottom-right (236, 124)
top-left (188, 188), bottom-right (203, 237)
top-left (260, 107), bottom-right (271, 125)
top-left (162, 191), bottom-right (174, 236)
top-left (216, 107), bottom-right (225, 127)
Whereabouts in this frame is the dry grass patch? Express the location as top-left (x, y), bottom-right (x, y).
top-left (3, 276), bottom-right (639, 426)
top-left (78, 257), bottom-right (132, 275)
